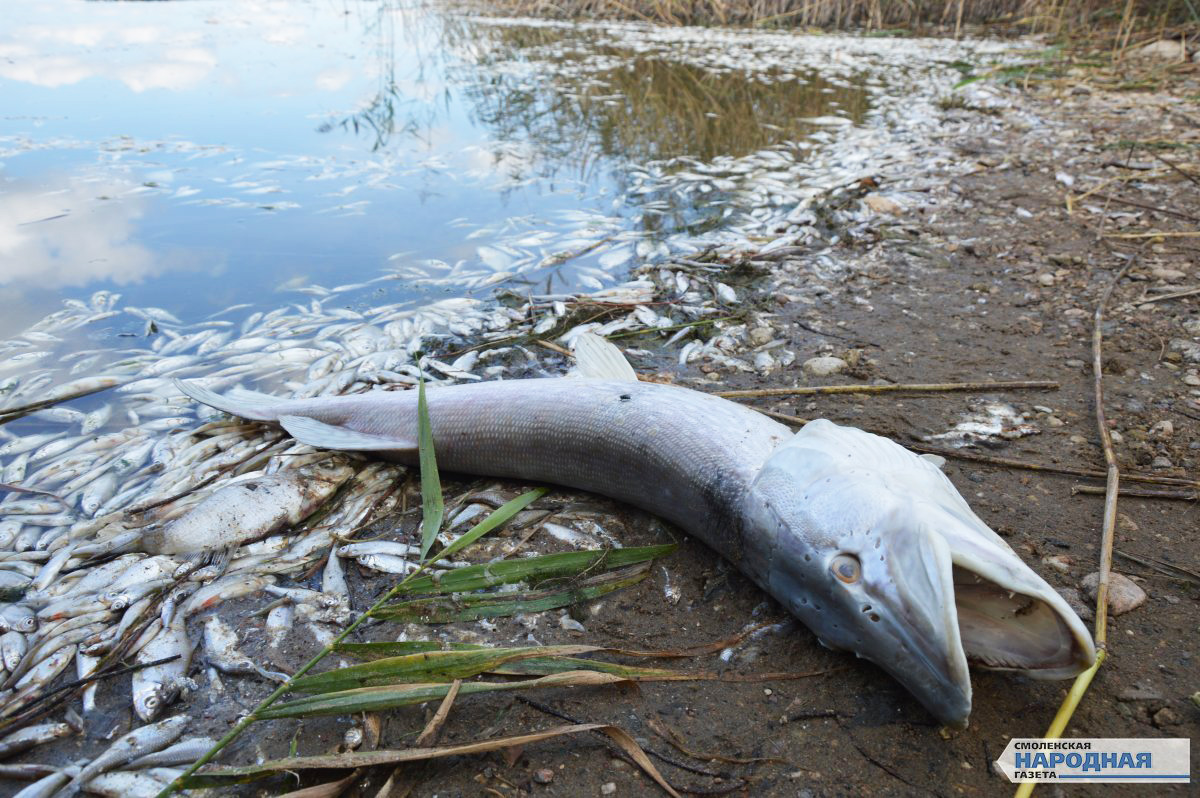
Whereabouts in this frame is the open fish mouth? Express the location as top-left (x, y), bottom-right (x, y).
top-left (952, 564), bottom-right (1094, 678)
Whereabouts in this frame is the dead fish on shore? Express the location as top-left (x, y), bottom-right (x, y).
top-left (178, 334), bottom-right (1095, 728)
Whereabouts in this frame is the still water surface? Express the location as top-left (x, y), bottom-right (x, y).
top-left (1, 0), bottom-right (869, 340)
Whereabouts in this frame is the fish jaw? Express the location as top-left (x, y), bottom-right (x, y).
top-left (746, 419), bottom-right (1095, 728)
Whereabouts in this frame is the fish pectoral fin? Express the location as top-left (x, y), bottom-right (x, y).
top-left (570, 332), bottom-right (638, 381)
top-left (278, 415), bottom-right (413, 453)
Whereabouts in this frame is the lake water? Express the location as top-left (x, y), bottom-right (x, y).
top-left (1, 0), bottom-right (875, 341)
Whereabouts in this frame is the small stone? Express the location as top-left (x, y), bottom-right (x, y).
top-left (1109, 430), bottom-right (1123, 444)
top-left (1081, 571), bottom-right (1147, 615)
top-left (1151, 456), bottom-right (1173, 470)
top-left (864, 194), bottom-right (902, 215)
top-left (1150, 420), bottom-right (1174, 439)
top-left (1069, 435), bottom-right (1087, 445)
top-left (1151, 267), bottom-right (1186, 281)
top-left (1134, 39), bottom-right (1185, 60)
top-left (601, 782), bottom-right (617, 795)
top-left (802, 356), bottom-right (848, 377)
top-left (1037, 273), bottom-right (1056, 287)
top-left (534, 769), bottom-right (555, 784)
top-left (1117, 513), bottom-right (1139, 533)
top-left (1065, 359), bottom-right (1085, 368)
top-left (1118, 685), bottom-right (1164, 702)
top-left (1183, 372), bottom-right (1200, 387)
top-left (1042, 554), bottom-right (1071, 573)
top-left (1045, 416), bottom-right (1065, 427)
top-left (1056, 587), bottom-right (1093, 621)
top-left (749, 326), bottom-right (774, 346)
top-left (1152, 707), bottom-right (1179, 728)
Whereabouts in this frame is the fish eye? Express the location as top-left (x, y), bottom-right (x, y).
top-left (831, 554), bottom-right (861, 584)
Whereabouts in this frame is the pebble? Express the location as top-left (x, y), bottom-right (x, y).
top-left (1109, 429), bottom-right (1123, 444)
top-left (1150, 268), bottom-right (1186, 281)
top-left (1152, 707), bottom-right (1179, 728)
top-left (1149, 420), bottom-right (1173, 439)
top-left (1183, 373), bottom-right (1200, 387)
top-left (1045, 416), bottom-right (1064, 427)
top-left (1118, 685), bottom-right (1163, 702)
top-left (534, 768), bottom-right (555, 784)
top-left (864, 194), bottom-right (902, 215)
top-left (1065, 359), bottom-right (1085, 368)
top-left (1151, 456), bottom-right (1173, 469)
top-left (1080, 571), bottom-right (1147, 615)
top-left (749, 327), bottom-right (774, 346)
top-left (802, 356), bottom-right (847, 377)
top-left (1037, 273), bottom-right (1056, 287)
top-left (1042, 554), bottom-right (1071, 573)
top-left (601, 782), bottom-right (617, 795)
top-left (1056, 587), bottom-right (1093, 621)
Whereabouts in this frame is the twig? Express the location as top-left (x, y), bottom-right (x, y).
top-left (515, 696), bottom-right (734, 783)
top-left (535, 339), bottom-right (572, 357)
top-left (1079, 191), bottom-right (1200, 222)
top-left (1072, 484), bottom-right (1196, 501)
top-left (1153, 152), bottom-right (1200, 186)
top-left (12, 655), bottom-right (181, 714)
top-left (1103, 230), bottom-right (1200, 238)
top-left (1013, 259), bottom-right (1132, 798)
top-left (1114, 549), bottom-right (1200, 583)
top-left (1137, 285), bottom-right (1200, 304)
top-left (716, 380), bottom-right (1058, 399)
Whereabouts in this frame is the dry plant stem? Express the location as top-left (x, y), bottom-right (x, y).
top-left (1014, 261), bottom-right (1130, 798)
top-left (1072, 484), bottom-right (1197, 501)
top-left (1137, 285), bottom-right (1200, 304)
top-left (376, 680), bottom-right (463, 798)
top-left (716, 380), bottom-right (1058, 399)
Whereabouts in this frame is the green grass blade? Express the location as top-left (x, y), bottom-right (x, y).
top-left (491, 657), bottom-right (691, 680)
top-left (289, 645), bottom-right (603, 694)
top-left (261, 670), bottom-right (625, 719)
top-left (434, 487), bottom-right (548, 565)
top-left (334, 641), bottom-right (488, 659)
top-left (417, 378), bottom-right (443, 562)
top-left (396, 543), bottom-right (677, 595)
top-left (372, 562), bottom-right (652, 623)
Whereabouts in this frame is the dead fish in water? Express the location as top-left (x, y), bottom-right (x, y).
top-left (139, 460), bottom-right (355, 555)
top-left (177, 334), bottom-right (1094, 728)
top-left (62, 714), bottom-right (188, 795)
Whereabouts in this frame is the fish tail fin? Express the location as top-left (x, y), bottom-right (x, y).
top-left (174, 379), bottom-right (281, 421)
top-left (569, 332), bottom-right (638, 382)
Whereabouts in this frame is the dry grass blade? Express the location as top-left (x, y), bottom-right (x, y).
top-left (185, 722), bottom-right (679, 796)
top-left (277, 773), bottom-right (358, 798)
top-left (1012, 259), bottom-right (1131, 798)
top-left (646, 716), bottom-right (788, 766)
top-left (716, 380), bottom-right (1058, 399)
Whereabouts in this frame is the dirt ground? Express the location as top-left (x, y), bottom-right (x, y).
top-left (27, 60), bottom-right (1199, 798)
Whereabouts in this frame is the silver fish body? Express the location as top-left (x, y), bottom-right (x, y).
top-left (176, 338), bottom-right (1095, 727)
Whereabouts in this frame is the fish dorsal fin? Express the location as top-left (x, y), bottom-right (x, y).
top-left (279, 415), bottom-right (414, 453)
top-left (570, 333), bottom-right (637, 382)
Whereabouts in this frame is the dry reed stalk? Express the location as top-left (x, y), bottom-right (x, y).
top-left (1011, 260), bottom-right (1130, 798)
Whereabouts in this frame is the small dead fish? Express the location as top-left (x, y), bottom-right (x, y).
top-left (141, 460), bottom-right (355, 555)
top-left (202, 616), bottom-right (288, 682)
top-left (0, 722), bottom-right (73, 759)
top-left (131, 617), bottom-right (193, 722)
top-left (64, 714), bottom-right (188, 794)
top-left (125, 736), bottom-right (216, 769)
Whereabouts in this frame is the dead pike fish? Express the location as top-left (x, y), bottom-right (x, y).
top-left (140, 460), bottom-right (355, 555)
top-left (177, 335), bottom-right (1095, 728)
